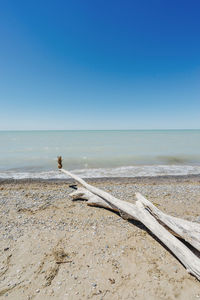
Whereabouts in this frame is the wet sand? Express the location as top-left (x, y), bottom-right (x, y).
top-left (0, 176), bottom-right (200, 299)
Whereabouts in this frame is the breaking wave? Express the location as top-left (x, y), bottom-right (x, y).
top-left (0, 165), bottom-right (200, 179)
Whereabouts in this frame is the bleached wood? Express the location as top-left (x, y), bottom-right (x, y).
top-left (61, 168), bottom-right (200, 280)
top-left (70, 187), bottom-right (200, 246)
top-left (69, 187), bottom-right (132, 219)
top-left (135, 192), bottom-right (200, 252)
top-left (70, 187), bottom-right (115, 210)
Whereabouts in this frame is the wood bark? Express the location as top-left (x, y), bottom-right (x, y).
top-left (60, 168), bottom-right (200, 280)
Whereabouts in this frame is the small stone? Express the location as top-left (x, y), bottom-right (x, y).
top-left (196, 216), bottom-right (200, 223)
top-left (36, 289), bottom-right (40, 293)
top-left (109, 278), bottom-right (115, 284)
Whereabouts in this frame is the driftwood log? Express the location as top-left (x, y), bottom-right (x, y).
top-left (58, 158), bottom-right (200, 281)
top-left (70, 186), bottom-right (200, 252)
top-left (135, 192), bottom-right (200, 252)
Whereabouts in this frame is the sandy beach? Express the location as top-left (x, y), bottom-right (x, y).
top-left (0, 175), bottom-right (200, 299)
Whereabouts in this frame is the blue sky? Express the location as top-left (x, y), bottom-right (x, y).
top-left (0, 0), bottom-right (200, 130)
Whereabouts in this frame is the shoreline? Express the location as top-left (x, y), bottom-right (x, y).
top-left (1, 173), bottom-right (200, 185)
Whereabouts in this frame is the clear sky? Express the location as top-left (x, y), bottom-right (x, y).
top-left (0, 0), bottom-right (200, 130)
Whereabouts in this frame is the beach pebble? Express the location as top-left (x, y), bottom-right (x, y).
top-left (196, 216), bottom-right (200, 223)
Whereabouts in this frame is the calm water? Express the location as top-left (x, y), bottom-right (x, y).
top-left (0, 130), bottom-right (200, 178)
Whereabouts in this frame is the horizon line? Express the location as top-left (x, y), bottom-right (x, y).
top-left (0, 129), bottom-right (200, 131)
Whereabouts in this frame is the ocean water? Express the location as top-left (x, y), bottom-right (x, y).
top-left (0, 130), bottom-right (200, 179)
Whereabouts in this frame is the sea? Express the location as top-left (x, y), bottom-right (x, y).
top-left (0, 130), bottom-right (200, 179)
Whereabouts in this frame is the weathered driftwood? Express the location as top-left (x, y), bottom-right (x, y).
top-left (135, 193), bottom-right (200, 252)
top-left (59, 167), bottom-right (200, 280)
top-left (70, 187), bottom-right (117, 210)
top-left (69, 187), bottom-right (132, 219)
top-left (70, 187), bottom-right (200, 249)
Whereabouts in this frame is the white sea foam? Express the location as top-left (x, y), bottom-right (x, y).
top-left (0, 165), bottom-right (200, 180)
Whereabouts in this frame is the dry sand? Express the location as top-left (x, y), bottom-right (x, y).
top-left (0, 176), bottom-right (200, 299)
